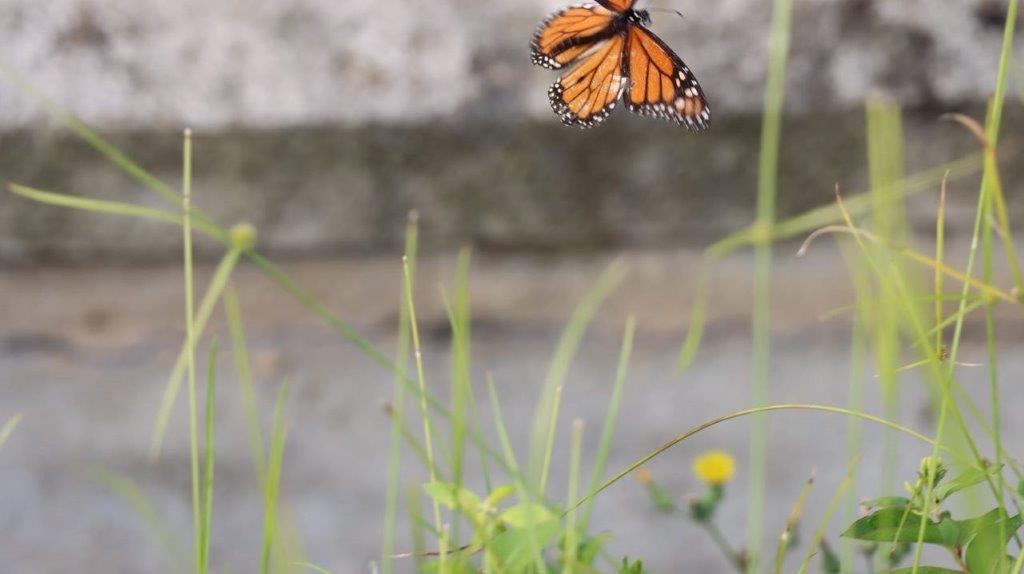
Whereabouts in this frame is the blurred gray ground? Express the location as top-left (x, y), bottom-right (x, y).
top-left (2, 245), bottom-right (1024, 572)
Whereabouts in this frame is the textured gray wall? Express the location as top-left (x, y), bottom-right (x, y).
top-left (1, 0), bottom-right (1018, 128)
top-left (1, 1), bottom-right (1019, 262)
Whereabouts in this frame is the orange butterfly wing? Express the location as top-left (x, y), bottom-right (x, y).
top-left (531, 4), bottom-right (616, 70)
top-left (625, 26), bottom-right (710, 130)
top-left (547, 33), bottom-right (628, 128)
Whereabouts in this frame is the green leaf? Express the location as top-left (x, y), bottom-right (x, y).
top-left (861, 496), bottom-right (909, 509)
top-left (423, 482), bottom-right (458, 508)
top-left (422, 482), bottom-right (484, 515)
top-left (840, 507), bottom-right (959, 548)
top-left (961, 509), bottom-right (1021, 574)
top-left (484, 484), bottom-right (515, 508)
top-left (489, 520), bottom-right (560, 571)
top-left (933, 465), bottom-right (1001, 502)
top-left (889, 568), bottom-right (962, 573)
top-left (500, 503), bottom-right (557, 528)
top-left (956, 508), bottom-right (1021, 546)
top-left (618, 557), bottom-right (648, 574)
top-left (577, 533), bottom-right (613, 566)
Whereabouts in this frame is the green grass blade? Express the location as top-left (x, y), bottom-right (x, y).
top-left (0, 414), bottom-right (22, 450)
top-left (795, 455), bottom-right (859, 574)
top-left (87, 467), bottom-right (188, 572)
top-left (774, 473), bottom-right (814, 574)
top-left (980, 2), bottom-right (1019, 568)
top-left (528, 261), bottom-right (624, 491)
top-left (8, 182), bottom-right (191, 228)
top-left (406, 485), bottom-right (426, 572)
top-left (865, 95), bottom-right (907, 502)
top-left (675, 265), bottom-right (711, 373)
top-left (707, 152), bottom-right (982, 259)
top-left (201, 339), bottom-right (219, 573)
top-left (568, 404), bottom-right (975, 516)
top-left (0, 62), bottom-right (225, 229)
top-left (581, 316), bottom-right (635, 529)
top-left (488, 377), bottom-right (547, 574)
top-left (563, 419), bottom-right (584, 574)
top-left (261, 379), bottom-right (291, 574)
top-left (381, 213), bottom-right (418, 574)
top-left (838, 241), bottom-right (872, 571)
top-left (402, 255), bottom-right (444, 545)
top-left (150, 246), bottom-right (243, 460)
top-left (223, 285), bottom-right (266, 484)
top-left (291, 561), bottom-right (333, 574)
top-left (748, 0), bottom-right (795, 566)
top-left (181, 129), bottom-right (204, 574)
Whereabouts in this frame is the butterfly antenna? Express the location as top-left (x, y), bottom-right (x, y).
top-left (647, 7), bottom-right (685, 20)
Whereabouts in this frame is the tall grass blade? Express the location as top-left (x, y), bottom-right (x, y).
top-left (88, 467), bottom-right (188, 572)
top-left (795, 455), bottom-right (860, 574)
top-left (581, 316), bottom-right (635, 529)
top-left (200, 339), bottom-right (219, 573)
top-left (528, 261), bottom-right (624, 490)
top-left (675, 266), bottom-right (711, 373)
top-left (563, 419), bottom-right (584, 574)
top-left (837, 241), bottom-right (872, 571)
top-left (224, 286), bottom-right (266, 483)
top-left (261, 379), bottom-right (291, 574)
top-left (381, 213), bottom-right (418, 574)
top-left (402, 254), bottom-right (444, 546)
top-left (570, 404), bottom-right (970, 516)
top-left (748, 0), bottom-right (795, 566)
top-left (181, 128), bottom-right (204, 574)
top-left (150, 246), bottom-right (243, 460)
top-left (774, 472), bottom-right (814, 574)
top-left (488, 377), bottom-right (547, 574)
top-left (865, 95), bottom-right (907, 499)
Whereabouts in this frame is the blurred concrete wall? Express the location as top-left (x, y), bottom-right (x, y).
top-left (0, 0), bottom-right (1020, 262)
top-left (1, 0), bottom-right (1017, 128)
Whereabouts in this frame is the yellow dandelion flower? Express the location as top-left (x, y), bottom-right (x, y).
top-left (693, 450), bottom-right (736, 486)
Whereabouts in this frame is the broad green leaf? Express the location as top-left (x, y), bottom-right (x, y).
top-left (933, 465), bottom-right (1001, 502)
top-left (840, 507), bottom-right (959, 548)
top-left (956, 508), bottom-right (1021, 547)
top-left (500, 503), bottom-right (557, 528)
top-left (423, 482), bottom-right (458, 508)
top-left (489, 520), bottom-right (560, 571)
top-left (484, 484), bottom-right (515, 508)
top-left (422, 482), bottom-right (483, 515)
top-left (889, 568), bottom-right (961, 573)
top-left (961, 509), bottom-right (1022, 573)
top-left (455, 488), bottom-right (483, 515)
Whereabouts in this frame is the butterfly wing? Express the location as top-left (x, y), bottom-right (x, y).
top-left (595, 0), bottom-right (637, 12)
top-left (548, 33), bottom-right (628, 128)
top-left (531, 4), bottom-right (617, 70)
top-left (625, 26), bottom-right (710, 130)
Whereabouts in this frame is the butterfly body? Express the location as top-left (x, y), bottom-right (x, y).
top-left (532, 1), bottom-right (710, 130)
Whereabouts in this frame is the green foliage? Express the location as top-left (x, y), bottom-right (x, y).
top-left (843, 460), bottom-right (1022, 572)
top-left (617, 558), bottom-right (647, 574)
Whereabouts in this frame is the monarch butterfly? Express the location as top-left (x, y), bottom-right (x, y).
top-left (531, 0), bottom-right (710, 130)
